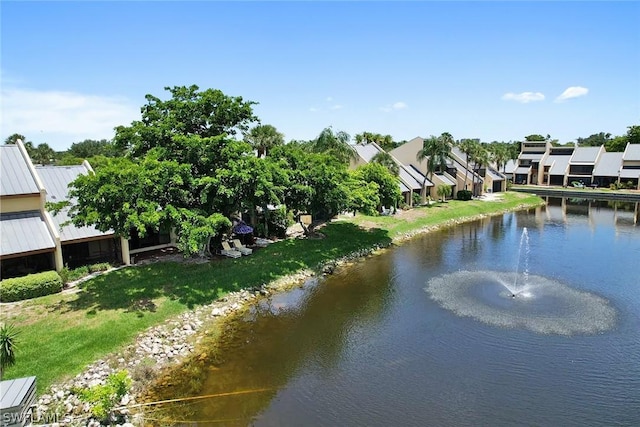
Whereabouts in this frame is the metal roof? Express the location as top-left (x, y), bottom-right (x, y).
top-left (353, 144), bottom-right (381, 163)
top-left (0, 376), bottom-right (36, 410)
top-left (593, 152), bottom-right (623, 177)
top-left (399, 167), bottom-right (422, 190)
top-left (515, 166), bottom-right (531, 174)
top-left (407, 164), bottom-right (433, 187)
top-left (485, 168), bottom-right (504, 181)
top-left (548, 155), bottom-right (571, 175)
top-left (571, 146), bottom-right (601, 164)
top-left (399, 182), bottom-right (410, 193)
top-left (36, 165), bottom-right (114, 242)
top-left (504, 159), bottom-right (516, 174)
top-left (519, 153), bottom-right (543, 161)
top-left (0, 145), bottom-right (40, 197)
top-left (0, 211), bottom-right (55, 256)
top-left (623, 143), bottom-right (640, 161)
top-left (619, 168), bottom-right (640, 179)
top-left (435, 173), bottom-right (456, 186)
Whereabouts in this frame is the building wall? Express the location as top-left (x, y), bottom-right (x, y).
top-left (0, 195), bottom-right (41, 213)
top-left (389, 137), bottom-right (425, 169)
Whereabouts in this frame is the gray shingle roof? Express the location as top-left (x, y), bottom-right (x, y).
top-left (593, 152), bottom-right (623, 177)
top-left (0, 211), bottom-right (55, 256)
top-left (36, 165), bottom-right (114, 242)
top-left (0, 145), bottom-right (40, 196)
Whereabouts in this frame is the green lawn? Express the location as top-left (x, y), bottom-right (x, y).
top-left (0, 192), bottom-right (543, 392)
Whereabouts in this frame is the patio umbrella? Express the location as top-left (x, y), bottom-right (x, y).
top-left (233, 222), bottom-right (254, 244)
top-left (233, 222), bottom-right (253, 234)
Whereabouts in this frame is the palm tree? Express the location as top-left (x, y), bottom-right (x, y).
top-left (470, 144), bottom-right (490, 196)
top-left (0, 323), bottom-right (18, 379)
top-left (312, 127), bottom-right (357, 164)
top-left (416, 133), bottom-right (453, 200)
top-left (244, 124), bottom-right (285, 158)
top-left (488, 143), bottom-right (510, 175)
top-left (457, 138), bottom-right (479, 191)
top-left (371, 151), bottom-right (399, 176)
top-left (31, 143), bottom-right (56, 165)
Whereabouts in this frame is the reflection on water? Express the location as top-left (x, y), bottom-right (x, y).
top-left (146, 198), bottom-right (640, 426)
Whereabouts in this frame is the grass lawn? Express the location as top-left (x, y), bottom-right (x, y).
top-left (0, 192), bottom-right (543, 392)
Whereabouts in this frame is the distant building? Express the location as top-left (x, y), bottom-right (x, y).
top-left (351, 141), bottom-right (427, 206)
top-left (512, 140), bottom-right (639, 189)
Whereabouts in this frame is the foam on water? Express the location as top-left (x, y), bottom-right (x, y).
top-left (425, 270), bottom-right (616, 335)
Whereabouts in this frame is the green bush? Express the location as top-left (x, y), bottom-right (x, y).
top-left (268, 206), bottom-right (293, 238)
top-left (0, 271), bottom-right (63, 302)
top-left (59, 266), bottom-right (89, 284)
top-left (456, 190), bottom-right (473, 201)
top-left (74, 370), bottom-right (132, 421)
top-left (88, 262), bottom-right (111, 273)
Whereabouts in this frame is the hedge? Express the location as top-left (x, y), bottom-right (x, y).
top-left (0, 271), bottom-right (63, 302)
top-left (456, 190), bottom-right (473, 201)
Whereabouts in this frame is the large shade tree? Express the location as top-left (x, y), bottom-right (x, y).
top-left (62, 86), bottom-right (266, 256)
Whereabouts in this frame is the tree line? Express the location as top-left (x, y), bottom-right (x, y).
top-left (4, 85), bottom-right (638, 257)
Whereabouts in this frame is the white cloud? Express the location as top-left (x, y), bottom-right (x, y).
top-left (309, 107), bottom-right (319, 112)
top-left (380, 101), bottom-right (409, 112)
top-left (555, 86), bottom-right (589, 102)
top-left (0, 87), bottom-right (139, 150)
top-left (326, 96), bottom-right (333, 102)
top-left (501, 92), bottom-right (545, 103)
top-left (330, 104), bottom-right (344, 110)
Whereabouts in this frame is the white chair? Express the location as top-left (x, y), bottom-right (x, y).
top-left (233, 239), bottom-right (253, 255)
top-left (221, 241), bottom-right (242, 258)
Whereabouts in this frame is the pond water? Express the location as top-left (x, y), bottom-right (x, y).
top-left (148, 198), bottom-right (640, 426)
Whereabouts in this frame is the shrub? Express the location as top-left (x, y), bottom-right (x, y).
top-left (88, 262), bottom-right (111, 273)
top-left (0, 271), bottom-right (63, 302)
top-left (456, 190), bottom-right (473, 201)
top-left (412, 192), bottom-right (421, 207)
top-left (59, 266), bottom-right (89, 285)
top-left (74, 370), bottom-right (132, 421)
top-left (268, 206), bottom-right (293, 238)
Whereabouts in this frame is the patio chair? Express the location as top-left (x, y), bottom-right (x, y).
top-left (232, 239), bottom-right (253, 255)
top-left (221, 241), bottom-right (242, 258)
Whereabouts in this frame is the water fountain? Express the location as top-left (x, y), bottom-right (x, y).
top-left (425, 227), bottom-right (617, 335)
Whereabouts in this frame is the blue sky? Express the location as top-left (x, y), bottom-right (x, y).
top-left (2, 1), bottom-right (638, 151)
